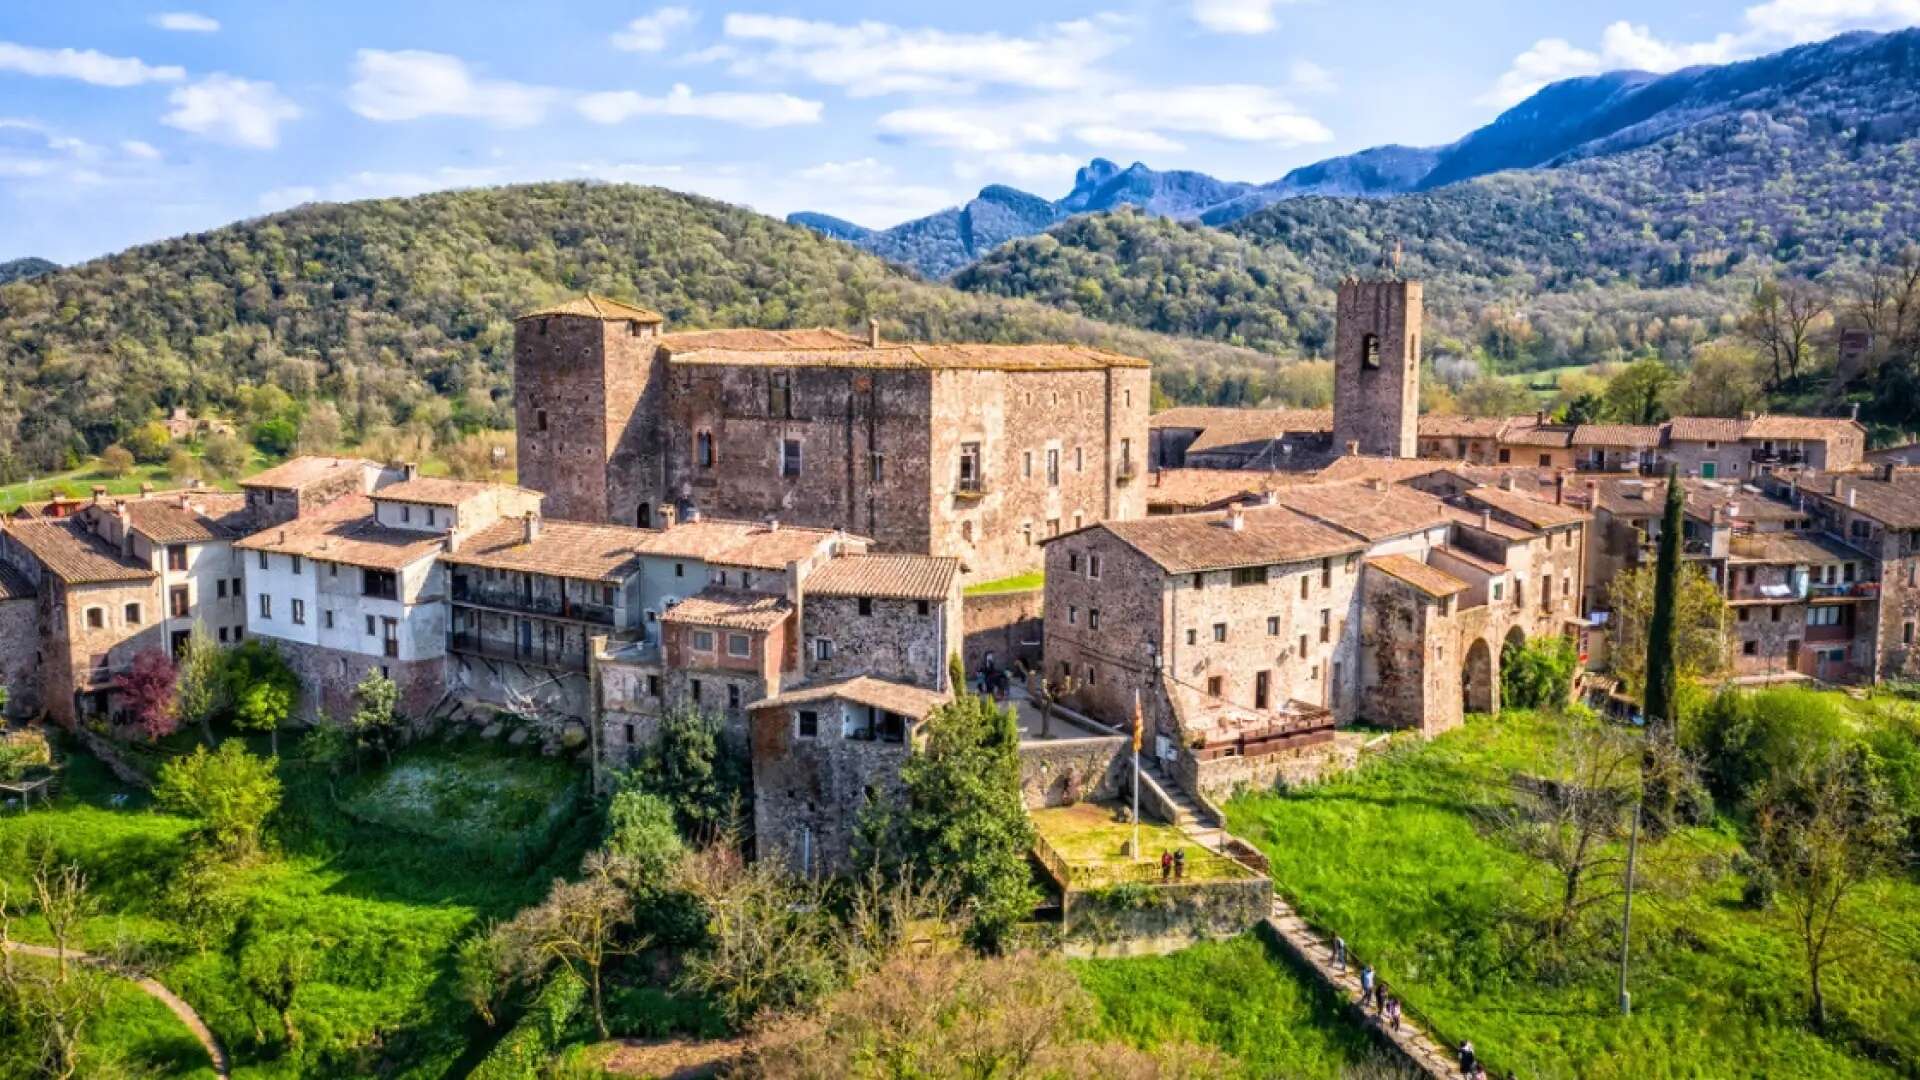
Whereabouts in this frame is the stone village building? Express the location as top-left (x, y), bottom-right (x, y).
top-left (512, 296), bottom-right (1151, 582)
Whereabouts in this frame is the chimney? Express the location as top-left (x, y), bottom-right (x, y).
top-left (91, 485), bottom-right (106, 504)
top-left (766, 518), bottom-right (780, 533)
top-left (402, 461), bottom-right (419, 483)
top-left (1851, 402), bottom-right (1862, 422)
top-left (1226, 507), bottom-right (1246, 532)
top-left (1536, 410), bottom-right (1547, 426)
top-left (1480, 509), bottom-right (1492, 532)
top-left (524, 511), bottom-right (541, 544)
top-left (687, 507), bottom-right (703, 523)
top-left (1500, 474), bottom-right (1517, 491)
top-left (176, 492), bottom-right (192, 510)
top-left (1346, 441), bottom-right (1360, 456)
top-left (658, 504), bottom-right (678, 530)
top-left (868, 318), bottom-right (882, 348)
top-left (443, 530), bottom-right (462, 554)
top-left (1742, 410), bottom-right (1756, 422)
top-left (1367, 478), bottom-right (1387, 492)
top-left (1848, 488), bottom-right (1858, 509)
top-left (278, 529), bottom-right (287, 544)
top-left (786, 558), bottom-right (805, 606)
top-left (116, 503), bottom-right (133, 556)
top-left (1882, 462), bottom-right (1898, 482)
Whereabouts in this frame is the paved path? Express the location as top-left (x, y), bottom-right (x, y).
top-left (4, 941), bottom-right (229, 1078)
top-left (1264, 897), bottom-right (1463, 1079)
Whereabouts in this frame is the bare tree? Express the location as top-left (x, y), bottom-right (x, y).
top-left (1024, 671), bottom-right (1081, 740)
top-left (1743, 277), bottom-right (1831, 387)
top-left (492, 852), bottom-right (639, 1039)
top-left (1497, 719), bottom-right (1646, 944)
top-left (1752, 750), bottom-right (1906, 1031)
top-left (29, 856), bottom-right (93, 984)
top-left (0, 882), bottom-right (108, 1080)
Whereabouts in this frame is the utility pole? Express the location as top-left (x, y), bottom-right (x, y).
top-left (1130, 688), bottom-right (1143, 858)
top-left (1618, 800), bottom-right (1642, 1016)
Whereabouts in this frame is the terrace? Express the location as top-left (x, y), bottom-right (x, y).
top-left (1031, 801), bottom-right (1264, 889)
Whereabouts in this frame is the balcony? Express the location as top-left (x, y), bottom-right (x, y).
top-left (450, 582), bottom-right (615, 627)
top-left (1750, 448), bottom-right (1807, 466)
top-left (448, 632), bottom-right (589, 673)
top-left (1116, 459), bottom-right (1138, 484)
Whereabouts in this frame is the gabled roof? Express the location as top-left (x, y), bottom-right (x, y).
top-left (661, 587), bottom-right (792, 632)
top-left (1461, 485), bottom-right (1588, 529)
top-left (1313, 455), bottom-right (1458, 484)
top-left (630, 518), bottom-right (855, 571)
top-left (1729, 531), bottom-right (1870, 565)
top-left (1367, 554), bottom-right (1469, 599)
top-left (1571, 424), bottom-right (1663, 449)
top-left (444, 518), bottom-right (648, 583)
top-left (123, 492), bottom-right (251, 545)
top-left (1744, 414), bottom-right (1863, 440)
top-left (242, 456), bottom-right (376, 491)
top-left (661, 327), bottom-right (862, 351)
top-left (374, 477), bottom-right (535, 507)
top-left (1142, 468), bottom-right (1314, 511)
top-left (1793, 472), bottom-right (1920, 529)
top-left (232, 495), bottom-right (443, 571)
top-left (1499, 422), bottom-right (1575, 449)
top-left (804, 554), bottom-right (959, 602)
top-left (1182, 409), bottom-right (1336, 455)
top-left (1431, 544), bottom-right (1508, 576)
top-left (1273, 481), bottom-right (1455, 542)
top-left (517, 294), bottom-right (664, 322)
top-left (4, 520), bottom-right (156, 585)
top-left (1094, 506), bottom-right (1364, 574)
top-left (1667, 417), bottom-right (1749, 443)
top-left (749, 675), bottom-right (949, 718)
top-left (1417, 415), bottom-right (1509, 439)
top-left (1441, 504), bottom-right (1535, 543)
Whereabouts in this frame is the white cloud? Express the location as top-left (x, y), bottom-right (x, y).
top-left (879, 84), bottom-right (1331, 155)
top-left (1288, 60), bottom-right (1336, 95)
top-left (955, 152), bottom-right (1083, 189)
top-left (163, 74), bottom-right (300, 148)
top-left (152, 12), bottom-right (221, 33)
top-left (1190, 0), bottom-right (1284, 34)
top-left (349, 49), bottom-right (556, 127)
top-left (577, 83), bottom-right (822, 127)
top-left (0, 41), bottom-right (184, 86)
top-left (1485, 2), bottom-right (1920, 107)
top-left (258, 185), bottom-right (319, 210)
top-left (1071, 125), bottom-right (1185, 153)
top-left (613, 6), bottom-right (697, 52)
top-left (715, 13), bottom-right (1126, 96)
top-left (120, 139), bottom-right (162, 159)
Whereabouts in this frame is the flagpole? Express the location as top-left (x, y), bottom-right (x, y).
top-left (1131, 688), bottom-right (1142, 858)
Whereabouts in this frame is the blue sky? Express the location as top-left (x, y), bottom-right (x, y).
top-left (4, 0), bottom-right (1918, 264)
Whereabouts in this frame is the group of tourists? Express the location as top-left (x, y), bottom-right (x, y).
top-left (1332, 936), bottom-right (1498, 1078)
top-left (1157, 848), bottom-right (1187, 881)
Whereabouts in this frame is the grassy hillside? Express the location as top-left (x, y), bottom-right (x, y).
top-left (0, 182), bottom-right (1279, 478)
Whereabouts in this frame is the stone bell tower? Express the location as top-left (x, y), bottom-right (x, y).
top-left (1332, 261), bottom-right (1422, 460)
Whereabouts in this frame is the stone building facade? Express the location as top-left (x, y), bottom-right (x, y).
top-left (0, 519), bottom-right (163, 726)
top-left (513, 296), bottom-right (1150, 581)
top-left (0, 564), bottom-right (36, 719)
top-left (1332, 278), bottom-right (1421, 459)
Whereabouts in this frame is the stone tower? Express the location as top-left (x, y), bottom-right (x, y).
top-left (513, 295), bottom-right (667, 526)
top-left (1332, 276), bottom-right (1422, 459)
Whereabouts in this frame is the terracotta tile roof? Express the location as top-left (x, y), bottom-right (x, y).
top-left (1571, 424), bottom-right (1663, 448)
top-left (1729, 531), bottom-right (1870, 565)
top-left (668, 341), bottom-right (1148, 372)
top-left (232, 495), bottom-right (443, 571)
top-left (1313, 456), bottom-right (1459, 484)
top-left (1499, 422), bottom-right (1575, 448)
top-left (4, 520), bottom-right (156, 584)
top-left (123, 492), bottom-right (251, 545)
top-left (444, 519), bottom-right (648, 582)
top-left (1744, 414), bottom-right (1863, 441)
top-left (1431, 544), bottom-right (1508, 575)
top-left (1866, 442), bottom-right (1920, 464)
top-left (1143, 469), bottom-right (1314, 510)
top-left (1182, 409), bottom-right (1336, 455)
top-left (517, 294), bottom-right (664, 322)
top-left (631, 518), bottom-right (854, 571)
top-left (1794, 472), bottom-right (1920, 529)
top-left (1417, 415), bottom-right (1509, 438)
top-left (1667, 416), bottom-right (1749, 443)
top-left (1273, 482), bottom-right (1454, 541)
top-left (804, 554), bottom-right (959, 602)
top-left (0, 560), bottom-right (36, 601)
top-left (661, 327), bottom-right (862, 351)
top-left (1441, 504), bottom-right (1535, 542)
top-left (1462, 485), bottom-right (1589, 529)
top-left (1367, 554), bottom-right (1469, 598)
top-left (750, 675), bottom-right (949, 718)
top-left (661, 588), bottom-right (793, 632)
top-left (1585, 477), bottom-right (1670, 516)
top-left (1095, 506), bottom-right (1364, 574)
top-left (375, 477), bottom-right (534, 506)
top-left (1682, 482), bottom-right (1801, 523)
top-left (242, 456), bottom-right (376, 491)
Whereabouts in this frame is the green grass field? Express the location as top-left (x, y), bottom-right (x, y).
top-left (0, 735), bottom-right (598, 1078)
top-left (1073, 933), bottom-right (1376, 1079)
top-left (1226, 711), bottom-right (1920, 1080)
top-left (964, 570), bottom-right (1046, 596)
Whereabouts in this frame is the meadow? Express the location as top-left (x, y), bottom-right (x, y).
top-left (1226, 710), bottom-right (1920, 1080)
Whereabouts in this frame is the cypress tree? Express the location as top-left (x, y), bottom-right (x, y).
top-left (1643, 467), bottom-right (1684, 731)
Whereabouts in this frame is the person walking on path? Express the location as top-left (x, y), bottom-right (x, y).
top-left (1385, 994), bottom-right (1402, 1032)
top-left (1458, 1040), bottom-right (1477, 1077)
top-left (1172, 848), bottom-right (1186, 881)
top-left (1332, 935), bottom-right (1346, 972)
top-left (1360, 964), bottom-right (1375, 1002)
top-left (1160, 850), bottom-right (1172, 882)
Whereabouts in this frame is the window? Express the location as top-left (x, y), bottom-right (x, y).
top-left (1075, 447), bottom-right (1084, 472)
top-left (870, 452), bottom-right (885, 483)
top-left (1193, 573), bottom-right (1205, 591)
top-left (258, 551), bottom-right (268, 570)
top-left (1321, 558), bottom-right (1332, 588)
top-left (231, 576), bottom-right (242, 596)
top-left (690, 679), bottom-right (703, 703)
top-left (324, 610), bottom-right (335, 629)
top-left (291, 555), bottom-right (303, 575)
top-left (167, 545), bottom-right (187, 571)
top-left (291, 599), bottom-right (306, 626)
top-left (917, 599), bottom-right (930, 616)
top-left (1360, 333), bottom-right (1381, 369)
top-left (1299, 634), bottom-right (1309, 657)
top-left (1301, 576), bottom-right (1310, 600)
top-left (363, 569), bottom-right (398, 600)
top-left (1771, 606), bottom-right (1782, 623)
top-left (1319, 609), bottom-right (1331, 643)
top-left (1738, 608), bottom-right (1751, 623)
top-left (216, 579), bottom-right (228, 600)
top-left (696, 430), bottom-right (715, 468)
top-left (648, 675), bottom-right (662, 697)
top-left (725, 633), bottom-right (751, 658)
top-left (1119, 437), bottom-right (1133, 474)
top-left (797, 710), bottom-right (819, 738)
top-left (1255, 670), bottom-right (1270, 710)
top-left (366, 614), bottom-right (377, 636)
top-left (1233, 566), bottom-right (1267, 587)
top-left (1207, 675), bottom-right (1224, 697)
top-left (1268, 616), bottom-right (1281, 636)
top-left (1906, 621), bottom-right (1916, 646)
top-left (401, 505), bottom-right (412, 523)
top-left (1808, 606), bottom-right (1843, 627)
top-left (1023, 451), bottom-right (1034, 479)
top-left (1743, 641), bottom-right (1759, 656)
top-left (428, 509), bottom-right (438, 528)
top-left (1539, 454), bottom-right (1552, 467)
top-left (170, 585), bottom-right (189, 618)
top-left (1068, 605), bottom-right (1078, 625)
top-left (86, 607), bottom-right (105, 629)
top-left (1088, 555), bottom-right (1101, 579)
top-left (258, 594), bottom-right (272, 619)
top-left (768, 372), bottom-right (793, 417)
top-left (1089, 609), bottom-right (1101, 630)
top-left (1046, 448), bottom-right (1060, 486)
top-left (814, 638), bottom-right (834, 661)
top-left (1069, 553), bottom-right (1080, 573)
top-left (692, 630), bottom-right (715, 651)
top-left (1499, 448), bottom-right (1512, 464)
top-left (728, 684), bottom-right (742, 710)
top-left (858, 597), bottom-right (874, 616)
top-left (536, 409), bottom-right (548, 432)
top-left (781, 438), bottom-right (802, 478)
top-left (1047, 518), bottom-right (1061, 537)
top-left (959, 443), bottom-right (982, 492)
top-left (1023, 522), bottom-right (1033, 547)
top-left (1212, 622), bottom-right (1227, 642)
top-left (1186, 628), bottom-right (1197, 646)
top-left (1492, 581), bottom-right (1504, 602)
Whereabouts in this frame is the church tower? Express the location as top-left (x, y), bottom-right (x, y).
top-left (1332, 273), bottom-right (1422, 459)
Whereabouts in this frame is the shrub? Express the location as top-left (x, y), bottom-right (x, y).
top-left (1500, 635), bottom-right (1577, 710)
top-left (154, 741), bottom-right (282, 858)
top-left (467, 971), bottom-right (586, 1080)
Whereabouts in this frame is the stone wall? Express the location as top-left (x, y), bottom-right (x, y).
top-left (515, 314), bottom-right (665, 525)
top-left (1017, 735), bottom-right (1127, 809)
top-left (802, 594), bottom-right (944, 689)
top-left (961, 589), bottom-right (1043, 677)
top-left (1333, 279), bottom-right (1421, 459)
top-left (1175, 738), bottom-right (1360, 802)
top-left (1059, 875), bottom-right (1273, 957)
top-left (751, 698), bottom-right (911, 874)
top-left (0, 597), bottom-right (40, 718)
top-left (274, 638), bottom-right (445, 725)
top-left (46, 579), bottom-right (168, 727)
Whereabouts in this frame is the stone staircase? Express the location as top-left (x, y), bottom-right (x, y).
top-left (1137, 758), bottom-right (1230, 849)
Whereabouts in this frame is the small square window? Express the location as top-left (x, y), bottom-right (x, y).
top-left (692, 630), bottom-right (715, 652)
top-left (1212, 622), bottom-right (1227, 642)
top-left (86, 607), bottom-right (105, 629)
top-left (1267, 616), bottom-right (1280, 636)
top-left (728, 684), bottom-right (742, 709)
top-left (858, 597), bottom-right (874, 616)
top-left (798, 710), bottom-right (819, 738)
top-left (727, 633), bottom-right (751, 658)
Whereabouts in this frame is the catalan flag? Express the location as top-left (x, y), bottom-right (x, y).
top-left (1132, 691), bottom-right (1144, 754)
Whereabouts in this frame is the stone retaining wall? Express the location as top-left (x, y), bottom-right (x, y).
top-left (1060, 875), bottom-right (1273, 957)
top-left (961, 589), bottom-right (1042, 676)
top-left (1017, 735), bottom-right (1127, 809)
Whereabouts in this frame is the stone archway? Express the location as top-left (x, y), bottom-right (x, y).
top-left (1502, 625), bottom-right (1527, 666)
top-left (1463, 637), bottom-right (1496, 715)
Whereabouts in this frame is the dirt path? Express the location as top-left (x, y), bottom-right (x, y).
top-left (3, 941), bottom-right (229, 1078)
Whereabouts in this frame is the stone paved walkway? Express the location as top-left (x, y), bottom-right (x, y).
top-left (1264, 898), bottom-right (1464, 1079)
top-left (4, 941), bottom-right (229, 1078)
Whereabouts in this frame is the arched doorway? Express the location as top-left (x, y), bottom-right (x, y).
top-left (1463, 638), bottom-right (1495, 714)
top-left (1502, 625), bottom-right (1527, 666)
top-left (637, 502), bottom-right (652, 529)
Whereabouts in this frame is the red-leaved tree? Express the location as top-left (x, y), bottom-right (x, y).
top-left (115, 649), bottom-right (180, 740)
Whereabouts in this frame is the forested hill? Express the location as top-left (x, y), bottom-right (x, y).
top-left (0, 258), bottom-right (55, 286)
top-left (954, 43), bottom-right (1920, 391)
top-left (0, 182), bottom-right (1280, 474)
